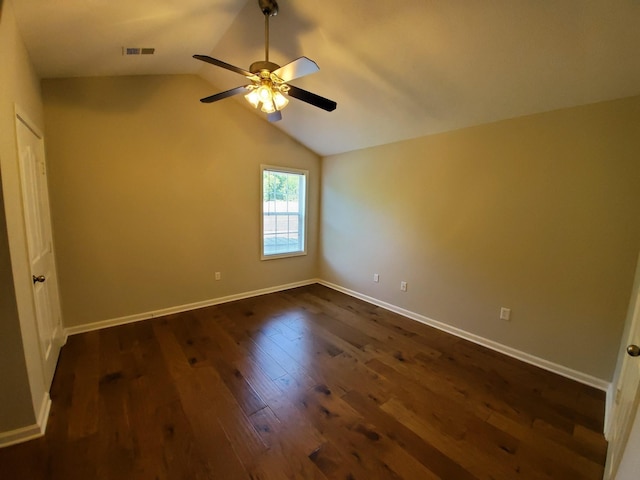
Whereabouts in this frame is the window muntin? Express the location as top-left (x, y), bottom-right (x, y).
top-left (261, 165), bottom-right (308, 259)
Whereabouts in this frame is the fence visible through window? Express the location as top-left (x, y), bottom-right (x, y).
top-left (263, 209), bottom-right (301, 255)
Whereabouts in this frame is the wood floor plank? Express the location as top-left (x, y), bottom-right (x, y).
top-left (174, 312), bottom-right (269, 417)
top-left (343, 389), bottom-right (479, 480)
top-left (487, 411), bottom-right (605, 479)
top-left (249, 406), bottom-right (329, 480)
top-left (153, 321), bottom-right (253, 478)
top-left (0, 284), bottom-right (608, 479)
top-left (238, 363), bottom-right (328, 458)
top-left (156, 316), bottom-right (270, 470)
top-left (66, 332), bottom-right (101, 440)
top-left (381, 395), bottom-right (519, 480)
top-left (298, 382), bottom-right (442, 479)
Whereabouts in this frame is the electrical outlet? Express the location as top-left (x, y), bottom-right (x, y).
top-left (215, 272), bottom-right (221, 281)
top-left (400, 281), bottom-right (407, 292)
top-left (373, 273), bottom-right (380, 283)
top-left (500, 307), bottom-right (511, 321)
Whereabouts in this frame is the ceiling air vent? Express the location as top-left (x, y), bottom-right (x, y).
top-left (122, 47), bottom-right (155, 56)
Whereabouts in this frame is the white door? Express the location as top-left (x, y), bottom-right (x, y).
top-left (15, 112), bottom-right (63, 390)
top-left (615, 411), bottom-right (640, 479)
top-left (604, 285), bottom-right (640, 479)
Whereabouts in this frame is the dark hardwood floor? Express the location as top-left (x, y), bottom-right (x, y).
top-left (0, 284), bottom-right (608, 479)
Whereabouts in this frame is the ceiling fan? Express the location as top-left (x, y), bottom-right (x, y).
top-left (193, 0), bottom-right (337, 122)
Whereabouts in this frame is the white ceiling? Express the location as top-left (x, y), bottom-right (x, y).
top-left (11, 0), bottom-right (640, 156)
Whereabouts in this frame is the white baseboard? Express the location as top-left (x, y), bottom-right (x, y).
top-left (0, 393), bottom-right (50, 449)
top-left (64, 279), bottom-right (318, 336)
top-left (318, 280), bottom-right (611, 392)
top-left (61, 279), bottom-right (615, 434)
top-left (604, 383), bottom-right (617, 440)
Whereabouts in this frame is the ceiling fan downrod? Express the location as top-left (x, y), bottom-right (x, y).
top-left (259, 0), bottom-right (278, 62)
top-left (249, 0), bottom-right (280, 74)
top-left (265, 13), bottom-right (270, 61)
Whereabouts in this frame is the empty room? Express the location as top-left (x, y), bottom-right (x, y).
top-left (1, 0), bottom-right (640, 479)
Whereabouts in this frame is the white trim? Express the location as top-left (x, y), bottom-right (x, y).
top-left (260, 165), bottom-right (308, 260)
top-left (605, 382), bottom-right (617, 440)
top-left (0, 393), bottom-right (50, 449)
top-left (37, 392), bottom-right (52, 435)
top-left (318, 279), bottom-right (611, 392)
top-left (65, 279), bottom-right (318, 336)
top-left (0, 425), bottom-right (43, 449)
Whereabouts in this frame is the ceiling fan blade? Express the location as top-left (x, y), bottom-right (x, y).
top-left (193, 55), bottom-right (253, 77)
top-left (287, 85), bottom-right (337, 112)
top-left (267, 111), bottom-right (283, 122)
top-left (200, 86), bottom-right (248, 104)
top-left (272, 57), bottom-right (319, 82)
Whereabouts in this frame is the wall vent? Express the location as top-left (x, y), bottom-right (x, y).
top-left (122, 47), bottom-right (155, 56)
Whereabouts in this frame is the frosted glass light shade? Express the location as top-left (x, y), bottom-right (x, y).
top-left (245, 83), bottom-right (289, 114)
top-left (261, 99), bottom-right (276, 113)
top-left (273, 91), bottom-right (289, 110)
top-left (245, 89), bottom-right (260, 108)
top-left (258, 85), bottom-right (272, 103)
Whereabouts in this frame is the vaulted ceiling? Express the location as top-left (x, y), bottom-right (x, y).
top-left (12, 0), bottom-right (640, 156)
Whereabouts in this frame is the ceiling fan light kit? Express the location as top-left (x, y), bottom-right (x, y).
top-left (244, 64), bottom-right (290, 114)
top-left (194, 0), bottom-right (336, 122)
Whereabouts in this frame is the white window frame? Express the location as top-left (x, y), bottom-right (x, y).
top-left (261, 165), bottom-right (308, 260)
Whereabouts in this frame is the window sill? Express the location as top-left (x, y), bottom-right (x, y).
top-left (261, 250), bottom-right (307, 261)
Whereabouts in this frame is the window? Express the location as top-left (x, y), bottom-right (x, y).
top-left (261, 165), bottom-right (308, 259)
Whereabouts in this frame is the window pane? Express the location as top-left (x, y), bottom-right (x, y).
top-left (262, 167), bottom-right (307, 258)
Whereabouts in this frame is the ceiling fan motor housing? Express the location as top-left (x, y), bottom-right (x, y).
top-left (250, 61), bottom-right (281, 75)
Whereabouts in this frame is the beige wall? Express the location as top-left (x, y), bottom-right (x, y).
top-left (0, 0), bottom-right (46, 432)
top-left (320, 96), bottom-right (640, 381)
top-left (42, 75), bottom-right (320, 328)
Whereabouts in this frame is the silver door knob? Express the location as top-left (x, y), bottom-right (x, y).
top-left (627, 345), bottom-right (640, 357)
top-left (32, 275), bottom-right (46, 284)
